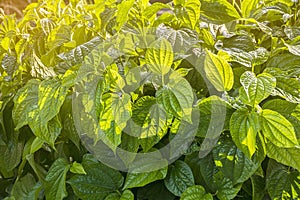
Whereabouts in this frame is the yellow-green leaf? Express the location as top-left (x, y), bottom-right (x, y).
top-left (261, 109), bottom-right (298, 148)
top-left (204, 50), bottom-right (234, 92)
top-left (146, 38), bottom-right (174, 75)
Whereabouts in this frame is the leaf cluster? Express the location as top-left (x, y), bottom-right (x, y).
top-left (1, 0), bottom-right (300, 199)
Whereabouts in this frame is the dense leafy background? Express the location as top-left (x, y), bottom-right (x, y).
top-left (1, 0), bottom-right (300, 199)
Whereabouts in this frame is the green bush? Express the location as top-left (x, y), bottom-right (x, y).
top-left (0, 0), bottom-right (300, 199)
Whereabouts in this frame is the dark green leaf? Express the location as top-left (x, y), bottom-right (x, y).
top-left (68, 154), bottom-right (124, 200)
top-left (199, 154), bottom-right (242, 199)
top-left (11, 173), bottom-right (37, 199)
top-left (44, 158), bottom-right (71, 200)
top-left (266, 160), bottom-right (300, 199)
top-left (164, 160), bottom-right (195, 196)
top-left (213, 137), bottom-right (260, 185)
top-left (136, 181), bottom-right (175, 200)
top-left (250, 175), bottom-right (266, 200)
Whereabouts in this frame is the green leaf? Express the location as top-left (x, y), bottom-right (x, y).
top-left (131, 96), bottom-right (156, 127)
top-left (11, 173), bottom-right (37, 200)
top-left (115, 0), bottom-right (135, 32)
top-left (274, 76), bottom-right (300, 103)
top-left (266, 160), bottom-right (300, 199)
top-left (158, 26), bottom-right (198, 52)
top-left (13, 80), bottom-right (40, 129)
top-left (123, 166), bottom-right (167, 189)
top-left (13, 79), bottom-right (65, 147)
top-left (239, 71), bottom-right (276, 107)
top-left (230, 109), bottom-right (260, 158)
top-left (226, 47), bottom-right (269, 68)
top-left (213, 137), bottom-right (260, 185)
top-left (38, 78), bottom-right (67, 123)
top-left (26, 154), bottom-right (47, 185)
top-left (265, 53), bottom-right (300, 77)
top-left (29, 116), bottom-right (62, 148)
top-left (60, 96), bottom-right (81, 148)
top-left (144, 3), bottom-right (171, 19)
top-left (222, 35), bottom-right (256, 52)
top-left (105, 64), bottom-right (126, 92)
top-left (57, 36), bottom-right (103, 72)
top-left (200, 0), bottom-right (241, 24)
top-left (30, 137), bottom-right (44, 154)
top-left (70, 161), bottom-right (86, 175)
top-left (99, 93), bottom-right (132, 147)
top-left (261, 109), bottom-right (298, 148)
top-left (174, 0), bottom-right (201, 29)
top-left (250, 175), bottom-right (266, 200)
top-left (104, 190), bottom-right (134, 200)
top-left (241, 0), bottom-right (259, 18)
top-left (262, 99), bottom-right (298, 115)
top-left (199, 154), bottom-right (242, 200)
top-left (120, 190), bottom-right (134, 200)
top-left (68, 154), bottom-right (124, 200)
top-left (266, 141), bottom-right (300, 172)
top-left (164, 160), bottom-right (194, 196)
top-left (213, 171), bottom-right (242, 200)
top-left (0, 142), bottom-right (23, 178)
top-left (23, 182), bottom-right (43, 200)
top-left (44, 158), bottom-right (71, 200)
top-left (110, 93), bottom-right (132, 132)
top-left (146, 38), bottom-right (174, 75)
top-left (62, 65), bottom-right (79, 88)
top-left (204, 49), bottom-right (234, 92)
top-left (156, 87), bottom-right (182, 118)
top-left (167, 71), bottom-right (194, 122)
top-left (104, 193), bottom-right (120, 200)
top-left (196, 95), bottom-right (234, 138)
top-left (180, 185), bottom-right (213, 200)
top-left (262, 99), bottom-right (300, 138)
top-left (129, 96), bottom-right (169, 142)
top-left (265, 68), bottom-right (300, 103)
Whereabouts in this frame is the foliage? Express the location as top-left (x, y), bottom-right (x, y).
top-left (1, 0), bottom-right (300, 199)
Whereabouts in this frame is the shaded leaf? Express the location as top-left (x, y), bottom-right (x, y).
top-left (164, 160), bottom-right (195, 196)
top-left (213, 137), bottom-right (260, 185)
top-left (44, 158), bottom-right (70, 200)
top-left (68, 154), bottom-right (124, 200)
top-left (266, 160), bottom-right (300, 199)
